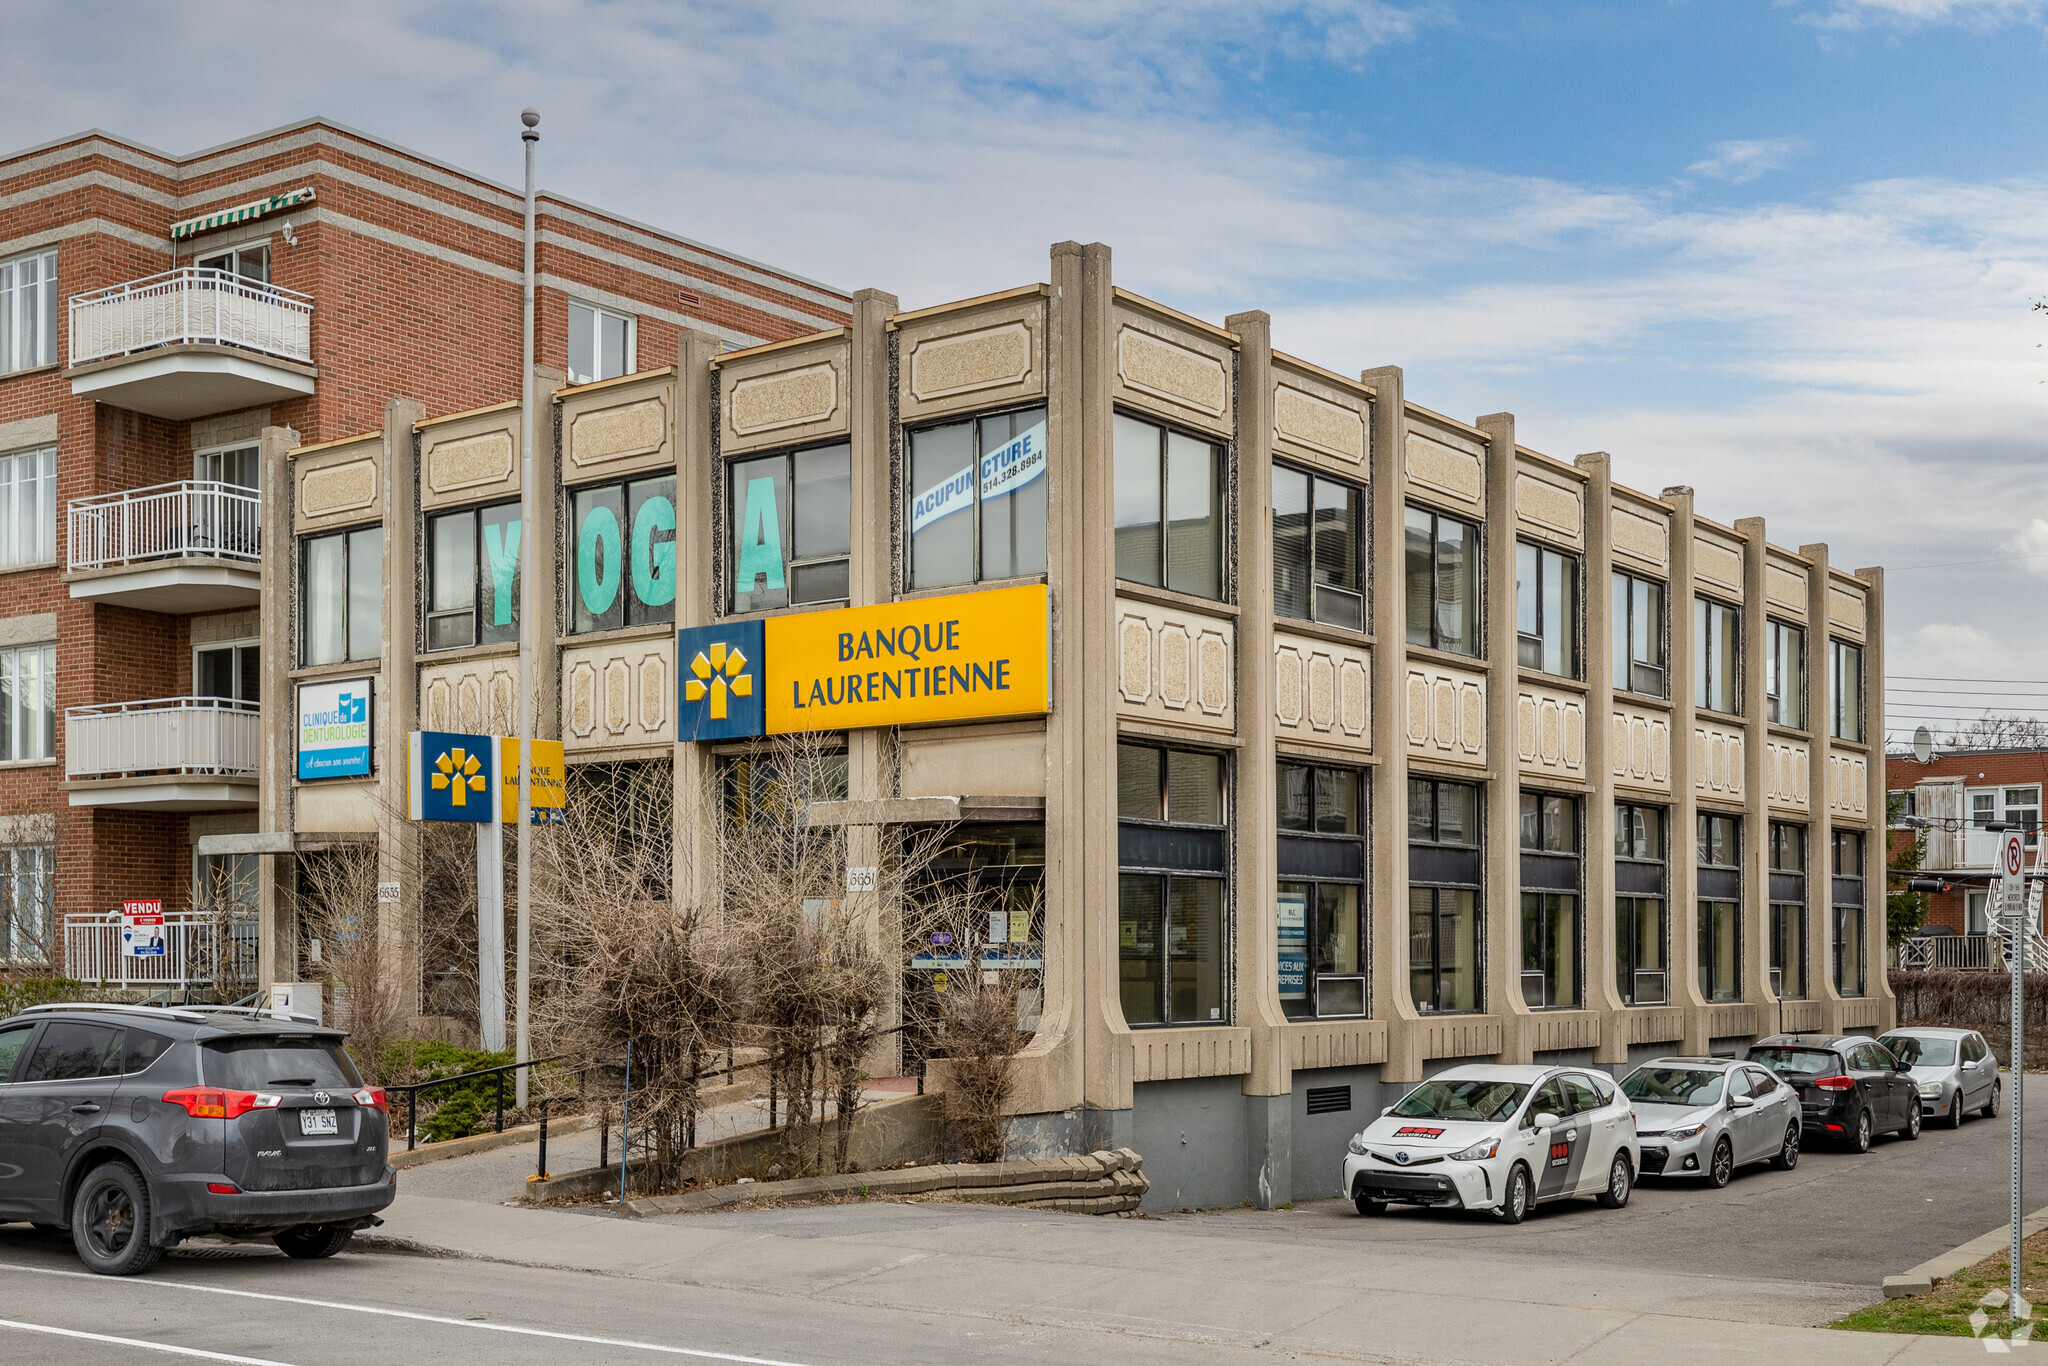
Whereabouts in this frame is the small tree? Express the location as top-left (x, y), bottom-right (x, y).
top-left (1886, 791), bottom-right (1929, 947)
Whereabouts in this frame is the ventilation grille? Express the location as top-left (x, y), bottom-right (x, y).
top-left (1305, 1085), bottom-right (1352, 1116)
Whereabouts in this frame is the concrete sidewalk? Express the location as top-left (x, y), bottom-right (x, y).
top-left (364, 1191), bottom-right (2007, 1364)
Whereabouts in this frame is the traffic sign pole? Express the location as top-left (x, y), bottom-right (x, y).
top-left (1999, 829), bottom-right (2027, 1323)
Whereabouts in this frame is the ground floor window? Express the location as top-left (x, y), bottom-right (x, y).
top-left (1616, 896), bottom-right (1666, 1004)
top-left (904, 823), bottom-right (1045, 1069)
top-left (0, 844), bottom-right (52, 962)
top-left (1409, 886), bottom-right (1478, 1013)
top-left (1770, 903), bottom-right (1805, 999)
top-left (1119, 874), bottom-right (1226, 1025)
top-left (1835, 903), bottom-right (1866, 997)
top-left (1698, 900), bottom-right (1740, 1002)
top-left (1278, 881), bottom-right (1363, 1019)
top-left (1520, 893), bottom-right (1579, 1008)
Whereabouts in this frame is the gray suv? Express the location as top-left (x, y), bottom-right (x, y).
top-left (0, 1003), bottom-right (394, 1275)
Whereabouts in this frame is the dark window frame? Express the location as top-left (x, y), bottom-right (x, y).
top-left (728, 441), bottom-right (852, 613)
top-left (1409, 776), bottom-right (1483, 1016)
top-left (1829, 637), bottom-right (1864, 742)
top-left (299, 524), bottom-right (383, 666)
top-left (1515, 540), bottom-right (1580, 679)
top-left (1118, 742), bottom-right (1231, 1028)
top-left (1518, 791), bottom-right (1582, 1010)
top-left (1612, 568), bottom-right (1668, 698)
top-left (1697, 811), bottom-right (1742, 1003)
top-left (1272, 460), bottom-right (1366, 632)
top-left (1113, 409), bottom-right (1226, 601)
top-left (906, 404), bottom-right (1050, 592)
top-left (1404, 503), bottom-right (1481, 658)
top-left (425, 498), bottom-right (522, 652)
top-left (1694, 595), bottom-right (1742, 716)
top-left (1765, 618), bottom-right (1807, 729)
top-left (1277, 761), bottom-right (1368, 1020)
top-left (567, 474), bottom-right (678, 635)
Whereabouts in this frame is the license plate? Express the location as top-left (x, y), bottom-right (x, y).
top-left (299, 1109), bottom-right (337, 1136)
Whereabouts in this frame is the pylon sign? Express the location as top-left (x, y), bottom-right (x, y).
top-left (676, 621), bottom-right (765, 742)
top-left (408, 731), bottom-right (499, 823)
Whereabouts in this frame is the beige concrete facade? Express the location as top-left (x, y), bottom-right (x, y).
top-left (258, 242), bottom-right (1890, 1208)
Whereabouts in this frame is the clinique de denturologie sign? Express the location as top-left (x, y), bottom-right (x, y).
top-left (676, 583), bottom-right (1049, 741)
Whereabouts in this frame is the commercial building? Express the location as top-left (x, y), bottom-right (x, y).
top-left (2, 122), bottom-right (1891, 1208)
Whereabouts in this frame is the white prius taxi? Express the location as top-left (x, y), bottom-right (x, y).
top-left (1342, 1065), bottom-right (1639, 1223)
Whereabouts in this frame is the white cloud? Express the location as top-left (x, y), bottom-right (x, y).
top-left (1686, 138), bottom-right (1805, 185)
top-left (1801, 0), bottom-right (2047, 30)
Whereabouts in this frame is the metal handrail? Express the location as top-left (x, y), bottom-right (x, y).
top-left (68, 480), bottom-right (262, 571)
top-left (69, 267), bottom-right (313, 367)
top-left (65, 694), bottom-right (262, 780)
top-left (389, 1055), bottom-right (564, 1151)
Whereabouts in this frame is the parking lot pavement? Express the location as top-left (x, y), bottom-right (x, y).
top-left (1190, 1071), bottom-right (2048, 1291)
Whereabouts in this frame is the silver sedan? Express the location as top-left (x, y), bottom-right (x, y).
top-left (1878, 1027), bottom-right (2002, 1129)
top-left (1620, 1057), bottom-right (1802, 1187)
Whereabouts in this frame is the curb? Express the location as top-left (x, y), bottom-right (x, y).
top-left (1882, 1201), bottom-right (2048, 1298)
top-left (389, 1113), bottom-right (593, 1170)
top-left (623, 1147), bottom-right (1148, 1217)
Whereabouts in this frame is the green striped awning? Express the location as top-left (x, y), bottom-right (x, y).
top-left (169, 186), bottom-right (317, 241)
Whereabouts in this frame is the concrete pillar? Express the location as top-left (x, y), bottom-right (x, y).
top-left (1800, 542), bottom-right (1845, 1033)
top-left (1576, 453), bottom-right (1629, 1065)
top-left (378, 398), bottom-right (426, 1018)
top-left (1476, 414), bottom-right (1530, 1062)
top-left (672, 329), bottom-right (724, 915)
top-left (1736, 519), bottom-right (1775, 1026)
top-left (1662, 488), bottom-right (1710, 1053)
top-left (1362, 366), bottom-right (1423, 1083)
top-left (1859, 566), bottom-right (1894, 1030)
top-left (1227, 310), bottom-right (1291, 1205)
top-left (256, 424), bottom-right (301, 989)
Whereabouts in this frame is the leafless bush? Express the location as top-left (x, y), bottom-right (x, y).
top-left (293, 842), bottom-right (411, 1085)
top-left (1891, 968), bottom-right (2048, 1068)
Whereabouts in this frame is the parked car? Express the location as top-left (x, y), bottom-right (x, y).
top-left (1619, 1056), bottom-right (1801, 1185)
top-left (1344, 1065), bottom-right (1637, 1224)
top-left (1877, 1027), bottom-right (2001, 1128)
top-left (1747, 1033), bottom-right (1920, 1152)
top-left (0, 1002), bottom-right (394, 1275)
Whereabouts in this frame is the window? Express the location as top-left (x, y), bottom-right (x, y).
top-left (0, 248), bottom-right (57, 373)
top-left (730, 444), bottom-right (851, 612)
top-left (1769, 822), bottom-right (1806, 1000)
top-left (1834, 828), bottom-right (1864, 878)
top-left (195, 442), bottom-right (260, 490)
top-left (1118, 743), bottom-right (1228, 1026)
top-left (1829, 639), bottom-right (1863, 742)
top-left (1272, 464), bottom-right (1365, 630)
top-left (1967, 889), bottom-right (1990, 936)
top-left (1765, 620), bottom-right (1805, 728)
top-left (1519, 793), bottom-right (1580, 1009)
top-left (1966, 784), bottom-right (2040, 860)
top-left (1404, 506), bottom-right (1479, 657)
top-left (0, 446), bottom-right (56, 568)
top-left (1615, 802), bottom-right (1667, 1006)
top-left (1277, 763), bottom-right (1367, 1019)
top-left (910, 407), bottom-right (1048, 591)
top-left (1694, 597), bottom-right (1740, 714)
top-left (426, 502), bottom-right (522, 651)
top-left (0, 643), bottom-right (56, 763)
top-left (1835, 901), bottom-right (1866, 997)
top-left (195, 640), bottom-right (259, 703)
top-left (300, 526), bottom-right (383, 665)
top-left (1611, 570), bottom-right (1666, 698)
top-left (2009, 788), bottom-right (2042, 850)
top-left (570, 476), bottom-right (675, 633)
top-left (568, 301), bottom-right (634, 385)
top-left (0, 844), bottom-right (53, 962)
top-left (1410, 777), bottom-right (1481, 1014)
top-left (1698, 813), bottom-right (1740, 1003)
top-left (195, 242), bottom-right (270, 284)
top-left (1515, 542), bottom-right (1579, 677)
top-left (1113, 413), bottom-right (1222, 600)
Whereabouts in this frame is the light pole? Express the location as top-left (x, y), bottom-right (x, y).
top-left (515, 107), bottom-right (538, 1110)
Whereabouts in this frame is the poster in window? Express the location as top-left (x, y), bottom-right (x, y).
top-left (1277, 890), bottom-right (1309, 1001)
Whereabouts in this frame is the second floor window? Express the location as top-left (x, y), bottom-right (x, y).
top-left (1611, 570), bottom-right (1667, 697)
top-left (1515, 541), bottom-right (1578, 676)
top-left (0, 249), bottom-right (57, 373)
top-left (427, 502), bottom-right (522, 650)
top-left (0, 446), bottom-right (56, 569)
top-left (1113, 413), bottom-right (1222, 600)
top-left (910, 408), bottom-right (1047, 591)
top-left (730, 444), bottom-right (850, 612)
top-left (1765, 620), bottom-right (1805, 728)
top-left (568, 302), bottom-right (635, 385)
top-left (1272, 464), bottom-right (1364, 630)
top-left (301, 526), bottom-right (383, 665)
top-left (1404, 505), bottom-right (1479, 657)
top-left (1694, 596), bottom-right (1740, 714)
top-left (570, 477), bottom-right (675, 633)
top-left (1829, 639), bottom-right (1863, 742)
top-left (0, 643), bottom-right (55, 762)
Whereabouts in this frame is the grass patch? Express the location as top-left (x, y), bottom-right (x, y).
top-left (1833, 1228), bottom-right (2048, 1337)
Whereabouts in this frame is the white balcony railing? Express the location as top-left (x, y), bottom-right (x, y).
top-left (63, 910), bottom-right (257, 989)
top-left (1898, 934), bottom-right (2001, 971)
top-left (66, 696), bottom-right (260, 779)
top-left (69, 267), bottom-right (312, 367)
top-left (68, 480), bottom-right (260, 571)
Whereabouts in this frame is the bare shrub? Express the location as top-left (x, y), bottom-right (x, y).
top-left (1891, 968), bottom-right (2048, 1068)
top-left (293, 842), bottom-right (411, 1086)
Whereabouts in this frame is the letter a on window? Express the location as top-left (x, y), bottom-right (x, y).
top-left (736, 476), bottom-right (786, 594)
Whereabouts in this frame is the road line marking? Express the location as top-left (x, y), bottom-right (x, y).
top-left (0, 1318), bottom-right (298, 1365)
top-left (0, 1262), bottom-right (825, 1365)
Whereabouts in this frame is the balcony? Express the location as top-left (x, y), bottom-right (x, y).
top-left (63, 696), bottom-right (260, 811)
top-left (67, 268), bottom-right (315, 420)
top-left (66, 481), bottom-right (261, 611)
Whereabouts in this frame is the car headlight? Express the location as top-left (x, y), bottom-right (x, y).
top-left (1348, 1136), bottom-right (1369, 1155)
top-left (1663, 1123), bottom-right (1707, 1140)
top-left (1450, 1138), bottom-right (1500, 1162)
top-left (1918, 1081), bottom-right (1944, 1096)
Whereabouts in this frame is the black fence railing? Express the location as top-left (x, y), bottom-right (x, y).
top-left (388, 1055), bottom-right (564, 1151)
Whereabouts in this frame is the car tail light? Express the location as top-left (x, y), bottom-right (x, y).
top-left (205, 1182), bottom-right (240, 1195)
top-left (162, 1088), bottom-right (281, 1119)
top-left (1813, 1075), bottom-right (1857, 1091)
top-left (353, 1086), bottom-right (387, 1112)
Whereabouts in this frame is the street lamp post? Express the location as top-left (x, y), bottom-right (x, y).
top-left (515, 108), bottom-right (538, 1110)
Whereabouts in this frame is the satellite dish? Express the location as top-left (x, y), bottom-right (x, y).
top-left (1913, 725), bottom-right (1934, 764)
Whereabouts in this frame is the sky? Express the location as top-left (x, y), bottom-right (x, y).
top-left (6, 0), bottom-right (2048, 745)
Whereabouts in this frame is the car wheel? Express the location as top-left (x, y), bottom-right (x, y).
top-left (1707, 1136), bottom-right (1734, 1188)
top-left (1353, 1193), bottom-right (1386, 1217)
top-left (1945, 1093), bottom-right (1965, 1130)
top-left (1595, 1152), bottom-right (1633, 1209)
top-left (1496, 1164), bottom-right (1531, 1225)
top-left (70, 1161), bottom-right (162, 1277)
top-left (1985, 1082), bottom-right (2003, 1120)
top-left (1902, 1103), bottom-right (1922, 1141)
top-left (274, 1224), bottom-right (354, 1260)
top-left (1769, 1122), bottom-right (1800, 1171)
top-left (1848, 1108), bottom-right (1873, 1154)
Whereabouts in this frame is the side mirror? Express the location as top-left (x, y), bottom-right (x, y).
top-left (1895, 1059), bottom-right (1912, 1073)
top-left (1532, 1111), bottom-right (1562, 1130)
top-left (1382, 1106), bottom-right (1394, 1117)
top-left (1730, 1095), bottom-right (1756, 1109)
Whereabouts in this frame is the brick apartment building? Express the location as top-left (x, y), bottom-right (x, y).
top-left (0, 117), bottom-right (847, 976)
top-left (1889, 747), bottom-right (2048, 956)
